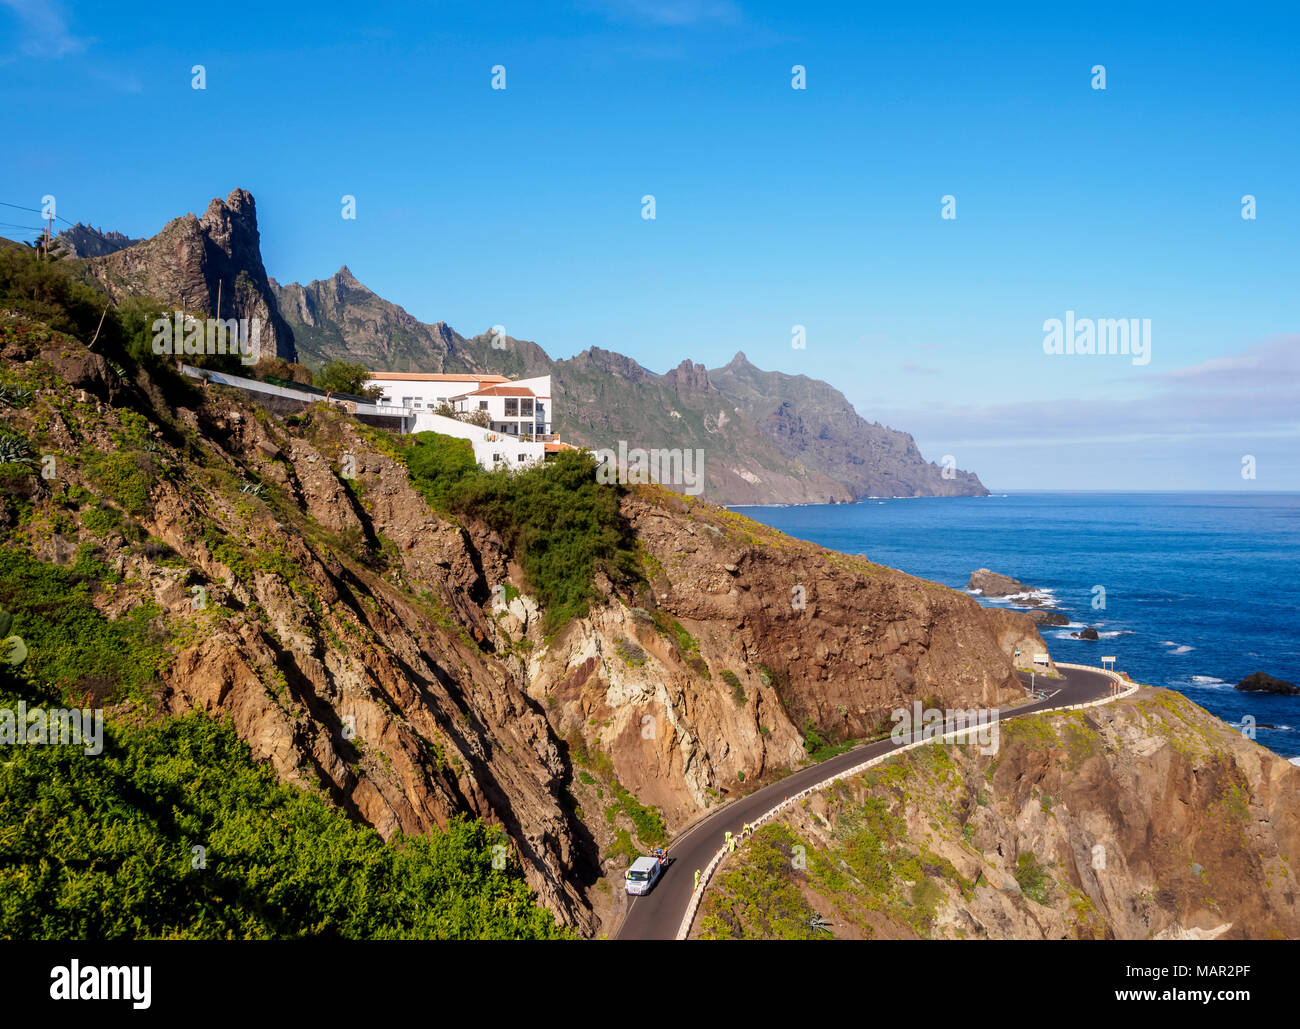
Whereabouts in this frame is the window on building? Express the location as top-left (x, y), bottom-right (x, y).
top-left (492, 453), bottom-right (502, 463)
top-left (518, 454), bottom-right (527, 463)
top-left (402, 396), bottom-right (415, 408)
top-left (520, 398), bottom-right (534, 416)
top-left (504, 398), bottom-right (519, 417)
top-left (479, 401), bottom-right (488, 411)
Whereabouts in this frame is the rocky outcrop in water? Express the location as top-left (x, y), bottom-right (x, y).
top-left (1236, 672), bottom-right (1300, 696)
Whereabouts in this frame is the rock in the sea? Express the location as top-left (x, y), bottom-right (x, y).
top-left (1235, 672), bottom-right (1300, 696)
top-left (968, 568), bottom-right (1027, 598)
top-left (1073, 627), bottom-right (1100, 641)
top-left (1028, 610), bottom-right (1070, 627)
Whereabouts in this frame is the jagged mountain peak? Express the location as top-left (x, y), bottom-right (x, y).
top-left (79, 187), bottom-right (296, 361)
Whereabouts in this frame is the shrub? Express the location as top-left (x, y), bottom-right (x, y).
top-left (314, 360), bottom-right (382, 400)
top-left (404, 443), bottom-right (639, 633)
top-left (404, 432), bottom-right (480, 509)
top-left (721, 669), bottom-right (745, 705)
top-left (1015, 852), bottom-right (1049, 904)
top-left (0, 703), bottom-right (569, 940)
top-left (0, 547), bottom-right (164, 702)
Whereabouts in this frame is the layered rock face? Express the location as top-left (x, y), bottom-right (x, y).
top-left (702, 690), bottom-right (1300, 940)
top-left (526, 489), bottom-right (1036, 825)
top-left (2, 338), bottom-right (1041, 934)
top-left (82, 189), bottom-right (296, 361)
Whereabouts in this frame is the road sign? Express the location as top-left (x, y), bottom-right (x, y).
top-left (1032, 653), bottom-right (1049, 666)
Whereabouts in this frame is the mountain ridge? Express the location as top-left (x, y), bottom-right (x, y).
top-left (274, 263), bottom-right (988, 505)
top-left (55, 188), bottom-right (986, 505)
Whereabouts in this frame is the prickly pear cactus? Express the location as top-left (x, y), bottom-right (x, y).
top-left (0, 607), bottom-right (26, 666)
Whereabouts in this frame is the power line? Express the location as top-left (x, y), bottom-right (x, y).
top-left (0, 200), bottom-right (76, 225)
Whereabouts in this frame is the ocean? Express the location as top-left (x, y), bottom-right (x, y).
top-left (733, 492), bottom-right (1300, 761)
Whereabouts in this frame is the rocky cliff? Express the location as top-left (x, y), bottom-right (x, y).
top-left (78, 189), bottom-right (296, 361)
top-left (709, 352), bottom-right (987, 499)
top-left (699, 688), bottom-right (1300, 939)
top-left (0, 315), bottom-right (1036, 935)
top-left (272, 265), bottom-right (475, 372)
top-left (55, 223), bottom-right (141, 259)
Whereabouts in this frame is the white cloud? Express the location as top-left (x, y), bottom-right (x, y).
top-left (0, 0), bottom-right (89, 59)
top-left (865, 336), bottom-right (1300, 452)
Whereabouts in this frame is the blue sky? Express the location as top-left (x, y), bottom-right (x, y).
top-left (1, 0), bottom-right (1296, 490)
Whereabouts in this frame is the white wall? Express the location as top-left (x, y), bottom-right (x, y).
top-left (409, 411), bottom-right (546, 469)
top-left (368, 376), bottom-right (501, 413)
top-left (454, 375), bottom-right (552, 437)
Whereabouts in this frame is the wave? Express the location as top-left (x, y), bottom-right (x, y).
top-left (1190, 675), bottom-right (1229, 686)
top-left (1168, 645), bottom-right (1194, 655)
top-left (1291, 758), bottom-right (1300, 767)
top-left (1005, 589), bottom-right (1058, 605)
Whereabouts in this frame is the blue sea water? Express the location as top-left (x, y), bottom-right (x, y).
top-left (733, 492), bottom-right (1300, 761)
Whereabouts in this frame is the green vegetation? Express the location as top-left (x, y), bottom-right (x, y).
top-left (720, 669), bottom-right (745, 705)
top-left (313, 359), bottom-right (382, 399)
top-left (698, 824), bottom-right (825, 940)
top-left (0, 685), bottom-right (569, 939)
top-left (402, 437), bottom-right (639, 632)
top-left (612, 782), bottom-right (667, 847)
top-left (568, 733), bottom-right (666, 851)
top-left (1015, 852), bottom-right (1049, 904)
top-left (0, 547), bottom-right (167, 703)
top-left (0, 245), bottom-right (202, 398)
top-left (84, 450), bottom-right (154, 516)
top-left (800, 718), bottom-right (854, 763)
top-left (651, 609), bottom-right (709, 679)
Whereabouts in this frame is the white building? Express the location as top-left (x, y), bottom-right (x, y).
top-left (448, 374), bottom-right (552, 440)
top-left (366, 372), bottom-right (510, 414)
top-left (366, 371), bottom-right (564, 470)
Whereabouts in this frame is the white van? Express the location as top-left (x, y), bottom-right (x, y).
top-left (625, 854), bottom-right (664, 896)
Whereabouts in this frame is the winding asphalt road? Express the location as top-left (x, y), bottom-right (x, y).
top-left (614, 664), bottom-right (1115, 940)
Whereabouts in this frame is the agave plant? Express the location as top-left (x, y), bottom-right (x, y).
top-left (0, 383), bottom-right (32, 408)
top-left (0, 433), bottom-right (36, 469)
top-left (239, 480), bottom-right (266, 497)
top-left (0, 608), bottom-right (27, 667)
